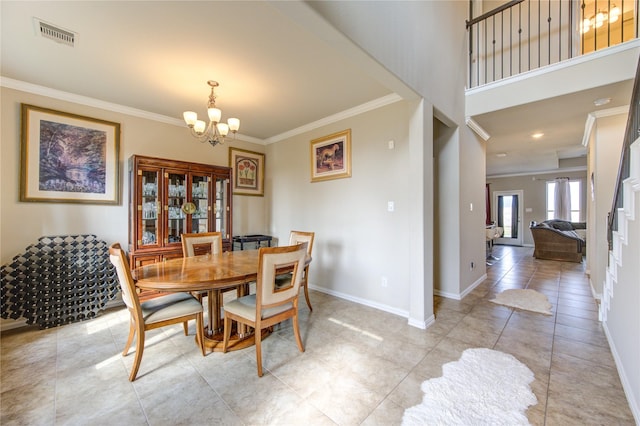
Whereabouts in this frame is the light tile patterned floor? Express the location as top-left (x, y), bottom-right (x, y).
top-left (1, 246), bottom-right (635, 425)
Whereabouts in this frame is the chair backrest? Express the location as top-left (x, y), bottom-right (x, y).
top-left (256, 243), bottom-right (308, 312)
top-left (289, 231), bottom-right (314, 256)
top-left (108, 243), bottom-right (140, 311)
top-left (181, 232), bottom-right (222, 257)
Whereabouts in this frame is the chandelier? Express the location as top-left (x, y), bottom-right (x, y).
top-left (580, 4), bottom-right (621, 34)
top-left (183, 80), bottom-right (240, 147)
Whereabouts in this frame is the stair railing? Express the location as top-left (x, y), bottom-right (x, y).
top-left (608, 55), bottom-right (640, 249)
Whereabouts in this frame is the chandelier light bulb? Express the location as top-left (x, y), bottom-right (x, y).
top-left (610, 5), bottom-right (621, 22)
top-left (207, 107), bottom-right (222, 123)
top-left (217, 122), bottom-right (229, 136)
top-left (194, 120), bottom-right (206, 134)
top-left (183, 111), bottom-right (198, 127)
top-left (228, 117), bottom-right (240, 132)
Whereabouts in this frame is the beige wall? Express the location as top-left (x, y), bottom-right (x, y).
top-left (267, 101), bottom-right (413, 312)
top-left (487, 169), bottom-right (588, 247)
top-left (312, 1), bottom-right (486, 305)
top-left (0, 87), bottom-right (266, 265)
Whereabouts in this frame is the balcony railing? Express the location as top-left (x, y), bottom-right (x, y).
top-left (466, 0), bottom-right (639, 88)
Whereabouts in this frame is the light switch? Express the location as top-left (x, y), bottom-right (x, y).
top-left (387, 201), bottom-right (395, 212)
top-left (470, 203), bottom-right (473, 211)
top-left (388, 140), bottom-right (395, 149)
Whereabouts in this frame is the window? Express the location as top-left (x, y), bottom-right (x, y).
top-left (546, 180), bottom-right (581, 221)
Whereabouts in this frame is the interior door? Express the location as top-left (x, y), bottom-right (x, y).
top-left (494, 190), bottom-right (523, 246)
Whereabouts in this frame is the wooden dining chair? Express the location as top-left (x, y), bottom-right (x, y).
top-left (222, 243), bottom-right (308, 377)
top-left (181, 231), bottom-right (223, 257)
top-left (181, 231), bottom-right (236, 334)
top-left (108, 243), bottom-right (205, 381)
top-left (276, 231), bottom-right (315, 311)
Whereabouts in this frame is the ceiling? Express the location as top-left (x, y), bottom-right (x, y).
top-left (0, 1), bottom-right (393, 142)
top-left (1, 1), bottom-right (634, 176)
top-left (474, 79), bottom-right (633, 176)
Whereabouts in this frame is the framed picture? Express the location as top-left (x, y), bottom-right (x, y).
top-left (310, 129), bottom-right (351, 182)
top-left (229, 148), bottom-right (265, 196)
top-left (20, 104), bottom-right (121, 204)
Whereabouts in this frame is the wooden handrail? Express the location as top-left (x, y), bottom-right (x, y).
top-left (466, 0), bottom-right (524, 28)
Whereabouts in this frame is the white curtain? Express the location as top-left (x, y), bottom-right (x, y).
top-left (554, 177), bottom-right (571, 221)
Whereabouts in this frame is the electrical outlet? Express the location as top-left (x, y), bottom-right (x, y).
top-left (381, 276), bottom-right (388, 287)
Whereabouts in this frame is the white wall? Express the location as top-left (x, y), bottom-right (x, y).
top-left (267, 101), bottom-right (412, 313)
top-left (602, 139), bottom-right (640, 422)
top-left (0, 86), bottom-right (267, 265)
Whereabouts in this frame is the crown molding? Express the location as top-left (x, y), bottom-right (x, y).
top-left (487, 165), bottom-right (587, 179)
top-left (263, 93), bottom-right (403, 144)
top-left (582, 105), bottom-right (629, 147)
top-left (465, 117), bottom-right (490, 141)
top-left (2, 76), bottom-right (400, 146)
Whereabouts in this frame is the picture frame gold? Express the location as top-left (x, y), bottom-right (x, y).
top-left (310, 129), bottom-right (351, 183)
top-left (229, 147), bottom-right (265, 196)
top-left (20, 104), bottom-right (120, 204)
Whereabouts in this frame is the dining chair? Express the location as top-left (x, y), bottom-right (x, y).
top-left (181, 231), bottom-right (223, 257)
top-left (222, 243), bottom-right (308, 377)
top-left (276, 231), bottom-right (315, 311)
top-left (108, 243), bottom-right (205, 381)
top-left (181, 231), bottom-right (236, 335)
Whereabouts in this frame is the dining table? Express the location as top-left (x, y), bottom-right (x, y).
top-left (131, 248), bottom-right (310, 352)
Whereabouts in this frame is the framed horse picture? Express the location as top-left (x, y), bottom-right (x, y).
top-left (310, 129), bottom-right (351, 183)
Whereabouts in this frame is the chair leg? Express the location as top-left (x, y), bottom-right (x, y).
top-left (129, 321), bottom-right (145, 381)
top-left (302, 283), bottom-right (313, 311)
top-left (293, 312), bottom-right (305, 353)
top-left (255, 327), bottom-right (263, 377)
top-left (183, 321), bottom-right (189, 336)
top-left (196, 313), bottom-right (205, 356)
top-left (222, 315), bottom-right (232, 353)
top-left (122, 318), bottom-right (136, 356)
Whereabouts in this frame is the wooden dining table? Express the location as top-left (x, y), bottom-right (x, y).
top-left (131, 249), bottom-right (310, 352)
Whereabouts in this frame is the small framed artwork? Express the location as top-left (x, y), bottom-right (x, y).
top-left (20, 104), bottom-right (120, 204)
top-left (310, 129), bottom-right (351, 182)
top-left (229, 147), bottom-right (265, 196)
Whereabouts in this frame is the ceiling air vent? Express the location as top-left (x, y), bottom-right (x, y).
top-left (34, 18), bottom-right (76, 47)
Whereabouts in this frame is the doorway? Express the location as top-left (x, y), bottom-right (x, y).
top-left (493, 190), bottom-right (523, 246)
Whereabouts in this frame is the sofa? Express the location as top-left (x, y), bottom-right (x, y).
top-left (530, 220), bottom-right (586, 262)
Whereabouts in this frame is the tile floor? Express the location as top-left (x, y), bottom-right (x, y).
top-left (1, 246), bottom-right (635, 425)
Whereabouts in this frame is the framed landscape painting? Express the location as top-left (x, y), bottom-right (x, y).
top-left (229, 147), bottom-right (265, 196)
top-left (20, 104), bottom-right (120, 204)
top-left (310, 129), bottom-right (351, 182)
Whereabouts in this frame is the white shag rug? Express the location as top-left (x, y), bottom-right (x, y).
top-left (490, 289), bottom-right (553, 315)
top-left (402, 348), bottom-right (537, 426)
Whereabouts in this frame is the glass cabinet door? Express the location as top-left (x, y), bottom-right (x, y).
top-left (190, 174), bottom-right (210, 233)
top-left (214, 175), bottom-right (229, 239)
top-left (138, 168), bottom-right (161, 249)
top-left (165, 171), bottom-right (187, 245)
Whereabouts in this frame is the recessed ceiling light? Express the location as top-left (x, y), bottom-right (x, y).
top-left (496, 152), bottom-right (507, 157)
top-left (531, 132), bottom-right (544, 139)
top-left (594, 97), bottom-right (611, 106)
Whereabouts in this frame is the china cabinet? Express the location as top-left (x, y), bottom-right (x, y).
top-left (128, 155), bottom-right (232, 269)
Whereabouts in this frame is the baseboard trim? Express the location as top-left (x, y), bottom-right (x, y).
top-left (434, 273), bottom-right (487, 301)
top-left (602, 321), bottom-right (640, 424)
